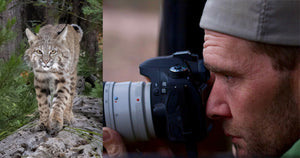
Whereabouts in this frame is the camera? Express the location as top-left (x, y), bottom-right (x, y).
top-left (103, 51), bottom-right (210, 143)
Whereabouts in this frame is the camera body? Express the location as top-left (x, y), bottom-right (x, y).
top-left (103, 51), bottom-right (209, 143)
top-left (139, 51), bottom-right (209, 142)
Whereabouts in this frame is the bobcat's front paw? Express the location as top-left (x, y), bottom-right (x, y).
top-left (47, 120), bottom-right (63, 137)
top-left (30, 123), bottom-right (47, 132)
top-left (63, 117), bottom-right (75, 127)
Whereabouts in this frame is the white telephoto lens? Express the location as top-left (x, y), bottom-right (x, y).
top-left (104, 81), bottom-right (156, 141)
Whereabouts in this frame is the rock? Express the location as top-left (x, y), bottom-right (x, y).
top-left (76, 76), bottom-right (86, 95)
top-left (0, 96), bottom-right (103, 158)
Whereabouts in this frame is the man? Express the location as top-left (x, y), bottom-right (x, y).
top-left (103, 0), bottom-right (300, 157)
top-left (201, 0), bottom-right (300, 157)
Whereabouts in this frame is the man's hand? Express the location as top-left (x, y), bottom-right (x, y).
top-left (103, 127), bottom-right (127, 157)
top-left (103, 127), bottom-right (175, 157)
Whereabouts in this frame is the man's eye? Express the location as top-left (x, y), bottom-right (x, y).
top-left (224, 75), bottom-right (236, 83)
top-left (225, 75), bottom-right (233, 80)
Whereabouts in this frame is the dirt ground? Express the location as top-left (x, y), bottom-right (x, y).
top-left (103, 7), bottom-right (159, 82)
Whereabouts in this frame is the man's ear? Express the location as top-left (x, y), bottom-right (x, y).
top-left (25, 28), bottom-right (37, 46)
top-left (57, 26), bottom-right (69, 43)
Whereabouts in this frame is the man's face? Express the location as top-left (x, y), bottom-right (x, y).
top-left (203, 30), bottom-right (299, 157)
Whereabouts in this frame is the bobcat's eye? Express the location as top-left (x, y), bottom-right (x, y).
top-left (50, 50), bottom-right (57, 55)
top-left (35, 50), bottom-right (42, 54)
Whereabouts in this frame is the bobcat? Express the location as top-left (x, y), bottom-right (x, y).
top-left (24, 24), bottom-right (83, 136)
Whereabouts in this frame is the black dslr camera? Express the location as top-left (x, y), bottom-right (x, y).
top-left (103, 51), bottom-right (210, 144)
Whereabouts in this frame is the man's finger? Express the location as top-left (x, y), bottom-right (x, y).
top-left (103, 127), bottom-right (127, 157)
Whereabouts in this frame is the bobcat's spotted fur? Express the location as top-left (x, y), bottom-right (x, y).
top-left (24, 24), bottom-right (82, 136)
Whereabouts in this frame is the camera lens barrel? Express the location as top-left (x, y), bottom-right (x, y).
top-left (103, 81), bottom-right (156, 141)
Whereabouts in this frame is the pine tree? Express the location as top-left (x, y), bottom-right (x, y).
top-left (0, 0), bottom-right (36, 140)
top-left (82, 0), bottom-right (102, 31)
top-left (79, 0), bottom-right (103, 98)
top-left (0, 0), bottom-right (16, 47)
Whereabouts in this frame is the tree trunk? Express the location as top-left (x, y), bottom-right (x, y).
top-left (0, 0), bottom-right (23, 60)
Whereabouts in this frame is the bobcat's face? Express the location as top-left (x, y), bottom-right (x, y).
top-left (24, 24), bottom-right (79, 72)
top-left (25, 41), bottom-right (69, 72)
top-left (31, 45), bottom-right (65, 71)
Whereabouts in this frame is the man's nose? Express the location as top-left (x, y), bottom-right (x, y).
top-left (206, 76), bottom-right (232, 120)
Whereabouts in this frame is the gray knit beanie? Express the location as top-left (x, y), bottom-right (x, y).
top-left (200, 0), bottom-right (300, 46)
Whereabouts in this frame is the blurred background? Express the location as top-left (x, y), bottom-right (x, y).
top-left (103, 0), bottom-right (160, 82)
top-left (103, 0), bottom-right (232, 157)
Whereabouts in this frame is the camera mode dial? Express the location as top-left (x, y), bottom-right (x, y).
top-left (169, 65), bottom-right (188, 78)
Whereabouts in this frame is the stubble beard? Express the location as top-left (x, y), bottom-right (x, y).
top-left (228, 77), bottom-right (300, 157)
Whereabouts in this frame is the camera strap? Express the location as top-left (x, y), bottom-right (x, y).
top-left (185, 140), bottom-right (198, 158)
top-left (182, 85), bottom-right (199, 158)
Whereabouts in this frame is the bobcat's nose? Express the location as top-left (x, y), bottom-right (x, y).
top-left (44, 60), bottom-right (49, 64)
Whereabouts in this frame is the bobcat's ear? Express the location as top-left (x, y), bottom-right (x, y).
top-left (57, 25), bottom-right (68, 43)
top-left (71, 24), bottom-right (83, 42)
top-left (25, 28), bottom-right (37, 46)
